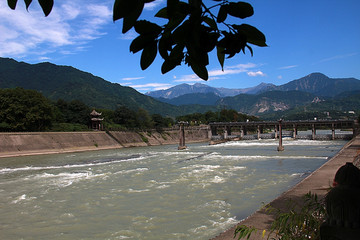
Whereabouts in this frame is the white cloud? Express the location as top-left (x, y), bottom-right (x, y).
top-left (0, 1), bottom-right (112, 58)
top-left (247, 71), bottom-right (266, 77)
top-left (278, 75), bottom-right (283, 79)
top-left (316, 53), bottom-right (357, 64)
top-left (122, 77), bottom-right (145, 81)
top-left (144, 0), bottom-right (165, 10)
top-left (278, 65), bottom-right (298, 70)
top-left (119, 29), bottom-right (138, 40)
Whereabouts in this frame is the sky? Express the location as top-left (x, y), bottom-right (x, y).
top-left (1, 0), bottom-right (360, 93)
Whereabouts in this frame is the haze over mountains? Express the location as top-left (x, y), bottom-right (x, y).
top-left (1, 57), bottom-right (359, 119)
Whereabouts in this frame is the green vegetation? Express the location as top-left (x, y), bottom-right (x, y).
top-left (0, 88), bottom-right (54, 131)
top-left (0, 88), bottom-right (259, 132)
top-left (235, 192), bottom-right (325, 240)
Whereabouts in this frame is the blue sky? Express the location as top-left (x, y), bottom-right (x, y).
top-left (1, 0), bottom-right (359, 93)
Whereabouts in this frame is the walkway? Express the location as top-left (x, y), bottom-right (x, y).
top-left (211, 135), bottom-right (360, 240)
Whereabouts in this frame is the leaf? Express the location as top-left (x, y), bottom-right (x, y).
top-left (203, 16), bottom-right (217, 30)
top-left (226, 2), bottom-right (253, 19)
top-left (158, 34), bottom-right (172, 59)
top-left (122, 0), bottom-right (144, 33)
top-left (217, 46), bottom-right (225, 71)
top-left (167, 0), bottom-right (180, 18)
top-left (141, 40), bottom-right (157, 70)
top-left (38, 0), bottom-right (54, 17)
top-left (161, 44), bottom-right (184, 74)
top-left (217, 5), bottom-right (227, 23)
top-left (161, 60), bottom-right (177, 74)
top-left (134, 20), bottom-right (162, 35)
top-left (7, 0), bottom-right (17, 10)
top-left (191, 63), bottom-right (208, 80)
top-left (233, 24), bottom-right (267, 47)
top-left (24, 0), bottom-right (32, 10)
top-left (155, 7), bottom-right (168, 19)
top-left (130, 35), bottom-right (155, 53)
top-left (246, 44), bottom-right (253, 56)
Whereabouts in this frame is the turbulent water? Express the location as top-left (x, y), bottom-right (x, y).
top-left (0, 139), bottom-right (346, 239)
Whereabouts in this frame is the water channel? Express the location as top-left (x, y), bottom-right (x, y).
top-left (0, 138), bottom-right (347, 239)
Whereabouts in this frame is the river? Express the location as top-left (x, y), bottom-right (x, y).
top-left (0, 138), bottom-right (346, 239)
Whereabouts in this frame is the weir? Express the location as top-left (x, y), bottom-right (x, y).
top-left (209, 120), bottom-right (359, 146)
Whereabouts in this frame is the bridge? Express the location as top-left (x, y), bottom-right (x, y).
top-left (208, 119), bottom-right (359, 143)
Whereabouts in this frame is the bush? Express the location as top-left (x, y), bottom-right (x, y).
top-left (234, 192), bottom-right (325, 240)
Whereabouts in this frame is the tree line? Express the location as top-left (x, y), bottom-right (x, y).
top-left (0, 88), bottom-right (259, 132)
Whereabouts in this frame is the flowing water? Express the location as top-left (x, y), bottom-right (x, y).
top-left (0, 139), bottom-right (346, 239)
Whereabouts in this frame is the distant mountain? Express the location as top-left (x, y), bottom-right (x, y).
top-left (157, 92), bottom-right (222, 106)
top-left (274, 73), bottom-right (360, 96)
top-left (218, 90), bottom-right (318, 115)
top-left (146, 73), bottom-right (360, 101)
top-left (146, 83), bottom-right (220, 99)
top-left (146, 82), bottom-right (275, 99)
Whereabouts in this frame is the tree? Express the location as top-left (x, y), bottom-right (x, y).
top-left (6, 0), bottom-right (266, 80)
top-left (0, 88), bottom-right (54, 131)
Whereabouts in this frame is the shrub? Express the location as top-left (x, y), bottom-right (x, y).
top-left (234, 192), bottom-right (325, 240)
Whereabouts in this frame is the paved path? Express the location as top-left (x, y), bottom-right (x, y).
top-left (211, 135), bottom-right (360, 240)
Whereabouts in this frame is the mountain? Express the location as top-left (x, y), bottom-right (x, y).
top-left (146, 82), bottom-right (275, 99)
top-left (157, 92), bottom-right (222, 106)
top-left (274, 73), bottom-right (360, 96)
top-left (218, 90), bottom-right (318, 115)
top-left (146, 73), bottom-right (360, 101)
top-left (0, 57), bottom-right (190, 116)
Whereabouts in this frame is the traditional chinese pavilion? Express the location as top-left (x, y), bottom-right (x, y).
top-left (90, 109), bottom-right (104, 130)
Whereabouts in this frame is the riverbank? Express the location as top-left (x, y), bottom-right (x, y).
top-left (211, 135), bottom-right (360, 240)
top-left (0, 128), bottom-right (209, 158)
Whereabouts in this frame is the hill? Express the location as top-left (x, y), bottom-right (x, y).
top-left (0, 58), bottom-right (193, 116)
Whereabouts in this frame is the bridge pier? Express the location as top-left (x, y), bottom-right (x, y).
top-left (209, 119), bottom-right (355, 144)
top-left (178, 122), bottom-right (187, 150)
top-left (312, 124), bottom-right (316, 140)
top-left (223, 129), bottom-right (228, 139)
top-left (277, 120), bottom-right (284, 151)
top-left (293, 124), bottom-right (297, 139)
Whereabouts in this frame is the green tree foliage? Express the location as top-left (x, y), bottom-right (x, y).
top-left (0, 88), bottom-right (54, 131)
top-left (7, 0), bottom-right (266, 80)
top-left (111, 106), bottom-right (174, 130)
top-left (55, 99), bottom-right (90, 125)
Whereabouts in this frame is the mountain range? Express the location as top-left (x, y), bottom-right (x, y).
top-left (146, 72), bottom-right (360, 99)
top-left (145, 82), bottom-right (275, 99)
top-left (1, 57), bottom-right (359, 119)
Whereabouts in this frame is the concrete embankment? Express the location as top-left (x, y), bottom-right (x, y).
top-left (0, 128), bottom-right (209, 158)
top-left (211, 135), bottom-right (360, 240)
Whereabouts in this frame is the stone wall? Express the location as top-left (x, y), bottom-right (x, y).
top-left (0, 127), bottom-right (209, 157)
